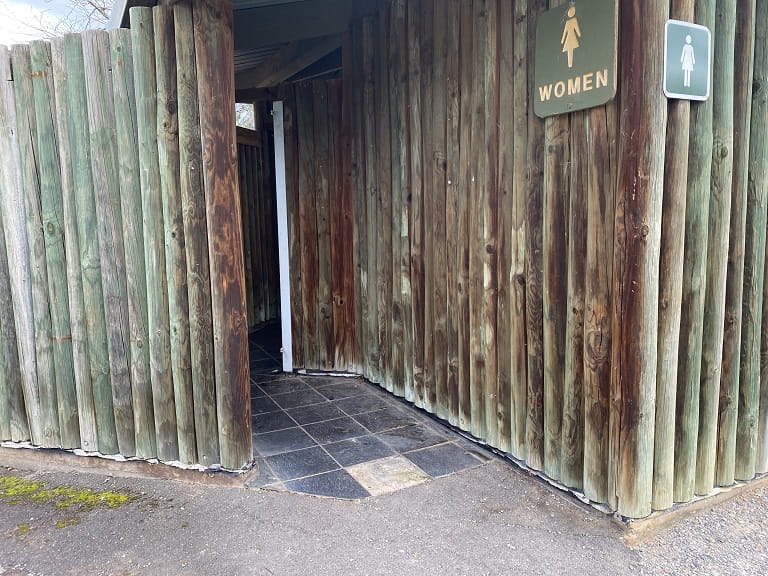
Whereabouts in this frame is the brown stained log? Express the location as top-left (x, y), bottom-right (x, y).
top-left (674, 0), bottom-right (715, 503)
top-left (192, 0), bottom-right (252, 468)
top-left (457, 0), bottom-right (473, 429)
top-left (296, 82), bottom-right (319, 369)
top-left (239, 144), bottom-right (255, 326)
top-left (444, 0), bottom-right (461, 426)
top-left (432, 0), bottom-right (449, 420)
top-left (562, 111), bottom-right (586, 490)
top-left (653, 0), bottom-right (694, 512)
top-left (175, 0), bottom-right (219, 466)
top-left (313, 81), bottom-right (334, 370)
top-left (525, 0), bottom-right (547, 472)
top-left (697, 0), bottom-right (736, 496)
top-left (407, 1), bottom-right (425, 407)
top-left (510, 0), bottom-right (529, 459)
top-left (329, 79), bottom-right (346, 370)
top-left (375, 10), bottom-right (394, 389)
top-left (613, 0), bottom-right (668, 518)
top-left (717, 0), bottom-right (756, 486)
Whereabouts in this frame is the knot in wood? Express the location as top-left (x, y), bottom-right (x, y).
top-left (46, 222), bottom-right (55, 234)
top-left (719, 145), bottom-right (729, 159)
top-left (640, 223), bottom-right (650, 239)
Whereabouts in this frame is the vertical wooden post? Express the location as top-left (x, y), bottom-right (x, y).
top-left (130, 8), bottom-right (179, 461)
top-left (654, 0), bottom-right (694, 510)
top-left (737, 0), bottom-right (765, 480)
top-left (175, 1), bottom-right (219, 466)
top-left (613, 0), bottom-right (668, 518)
top-left (64, 34), bottom-right (118, 455)
top-left (717, 0), bottom-right (756, 486)
top-left (697, 0), bottom-right (735, 496)
top-left (109, 28), bottom-right (157, 459)
top-left (0, 46), bottom-right (40, 445)
top-left (674, 0), bottom-right (715, 502)
top-left (193, 0), bottom-right (252, 469)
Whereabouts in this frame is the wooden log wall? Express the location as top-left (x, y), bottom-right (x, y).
top-left (237, 125), bottom-right (280, 330)
top-left (0, 0), bottom-right (251, 470)
top-left (278, 0), bottom-right (768, 518)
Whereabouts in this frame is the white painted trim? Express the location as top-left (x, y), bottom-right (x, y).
top-left (272, 101), bottom-right (293, 372)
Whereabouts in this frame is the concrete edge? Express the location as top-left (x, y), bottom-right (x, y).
top-left (621, 472), bottom-right (768, 546)
top-left (0, 446), bottom-right (260, 489)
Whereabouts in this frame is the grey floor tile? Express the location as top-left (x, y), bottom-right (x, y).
top-left (404, 442), bottom-right (484, 478)
top-left (304, 417), bottom-right (368, 444)
top-left (324, 435), bottom-right (396, 467)
top-left (250, 371), bottom-right (292, 385)
top-left (317, 380), bottom-right (371, 401)
top-left (258, 377), bottom-right (311, 395)
top-left (287, 403), bottom-right (346, 426)
top-left (245, 458), bottom-right (281, 488)
top-left (353, 407), bottom-right (420, 433)
top-left (252, 427), bottom-right (317, 457)
top-left (334, 393), bottom-right (394, 416)
top-left (250, 385), bottom-right (267, 398)
top-left (271, 388), bottom-right (328, 410)
top-left (252, 411), bottom-right (297, 435)
top-left (285, 469), bottom-right (370, 499)
top-left (378, 424), bottom-right (449, 453)
top-left (251, 395), bottom-right (281, 415)
top-left (266, 446), bottom-right (339, 481)
top-left (301, 375), bottom-right (349, 389)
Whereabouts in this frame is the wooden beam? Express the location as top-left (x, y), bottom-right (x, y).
top-left (235, 35), bottom-right (341, 90)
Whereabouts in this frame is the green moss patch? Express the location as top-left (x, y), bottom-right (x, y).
top-left (0, 475), bottom-right (139, 511)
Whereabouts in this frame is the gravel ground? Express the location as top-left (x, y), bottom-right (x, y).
top-left (635, 483), bottom-right (768, 576)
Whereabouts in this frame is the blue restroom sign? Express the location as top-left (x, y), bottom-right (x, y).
top-left (664, 20), bottom-right (712, 101)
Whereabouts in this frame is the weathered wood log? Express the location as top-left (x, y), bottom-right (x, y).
top-left (108, 28), bottom-right (156, 459)
top-left (674, 0), bottom-right (715, 502)
top-left (81, 31), bottom-right (136, 457)
top-left (613, 0), bottom-right (668, 518)
top-left (717, 0), bottom-right (756, 486)
top-left (193, 0), bottom-right (252, 468)
top-left (239, 143), bottom-right (255, 326)
top-left (130, 8), bottom-right (178, 462)
top-left (63, 34), bottom-right (118, 455)
top-left (653, 0), bottom-right (693, 509)
top-left (155, 4), bottom-right (196, 464)
top-left (29, 40), bottom-right (80, 450)
top-left (737, 0), bottom-right (766, 480)
top-left (697, 0), bottom-right (735, 496)
top-left (0, 46), bottom-right (39, 445)
top-left (50, 37), bottom-right (97, 452)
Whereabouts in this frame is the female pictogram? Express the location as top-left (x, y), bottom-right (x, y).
top-left (561, 6), bottom-right (581, 68)
top-left (681, 35), bottom-right (695, 87)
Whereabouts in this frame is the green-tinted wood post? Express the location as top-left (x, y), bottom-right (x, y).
top-left (130, 7), bottom-right (179, 462)
top-left (654, 0), bottom-right (693, 510)
top-left (193, 0), bottom-right (252, 469)
top-left (174, 0), bottom-right (219, 466)
top-left (614, 0), bottom-right (668, 518)
top-left (11, 44), bottom-right (61, 448)
top-left (349, 28), bottom-right (364, 376)
top-left (697, 0), bottom-right (735, 496)
top-left (739, 0), bottom-right (767, 480)
top-left (155, 4), bottom-right (196, 464)
top-left (542, 0), bottom-right (569, 480)
top-left (674, 0), bottom-right (715, 502)
top-left (109, 28), bottom-right (156, 459)
top-left (0, 47), bottom-right (34, 444)
top-left (29, 40), bottom-right (80, 450)
top-left (81, 30), bottom-right (136, 457)
top-left (50, 37), bottom-right (98, 452)
top-left (64, 34), bottom-right (118, 455)
top-left (717, 0), bottom-right (756, 487)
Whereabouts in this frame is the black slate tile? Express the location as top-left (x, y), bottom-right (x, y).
top-left (285, 469), bottom-right (370, 499)
top-left (316, 380), bottom-right (369, 401)
top-left (304, 417), bottom-right (368, 444)
top-left (378, 424), bottom-right (449, 453)
top-left (334, 394), bottom-right (394, 416)
top-left (266, 446), bottom-right (339, 481)
top-left (245, 458), bottom-right (281, 488)
top-left (404, 442), bottom-right (484, 478)
top-left (252, 427), bottom-right (317, 457)
top-left (301, 375), bottom-right (348, 389)
top-left (324, 435), bottom-right (396, 467)
top-left (353, 407), bottom-right (420, 433)
top-left (252, 411), bottom-right (297, 435)
top-left (287, 403), bottom-right (346, 426)
top-left (250, 384), bottom-right (267, 398)
top-left (258, 376), bottom-right (311, 395)
top-left (271, 388), bottom-right (328, 410)
top-left (250, 395), bottom-right (281, 415)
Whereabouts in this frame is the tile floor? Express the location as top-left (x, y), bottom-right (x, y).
top-left (245, 322), bottom-right (492, 499)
